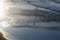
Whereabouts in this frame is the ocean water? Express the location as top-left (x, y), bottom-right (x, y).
top-left (0, 0), bottom-right (60, 40)
top-left (0, 0), bottom-right (60, 28)
top-left (1, 27), bottom-right (60, 40)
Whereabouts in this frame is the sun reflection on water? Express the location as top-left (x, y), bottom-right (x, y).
top-left (0, 0), bottom-right (14, 28)
top-left (0, 1), bottom-right (10, 40)
top-left (0, 0), bottom-right (6, 18)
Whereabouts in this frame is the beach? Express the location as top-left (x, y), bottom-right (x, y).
top-left (0, 32), bottom-right (7, 40)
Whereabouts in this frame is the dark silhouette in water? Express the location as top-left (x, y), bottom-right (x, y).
top-left (0, 32), bottom-right (7, 40)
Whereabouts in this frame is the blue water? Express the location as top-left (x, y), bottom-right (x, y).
top-left (2, 27), bottom-right (60, 40)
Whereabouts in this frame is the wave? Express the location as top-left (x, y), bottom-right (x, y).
top-left (22, 0), bottom-right (60, 13)
top-left (1, 0), bottom-right (60, 28)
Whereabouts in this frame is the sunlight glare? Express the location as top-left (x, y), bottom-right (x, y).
top-left (0, 0), bottom-right (6, 18)
top-left (0, 0), bottom-right (9, 27)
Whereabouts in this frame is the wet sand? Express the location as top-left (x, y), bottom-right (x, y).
top-left (0, 32), bottom-right (7, 40)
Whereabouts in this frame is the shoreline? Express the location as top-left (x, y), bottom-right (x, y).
top-left (0, 32), bottom-right (7, 40)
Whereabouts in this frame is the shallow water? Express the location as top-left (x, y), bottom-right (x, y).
top-left (1, 27), bottom-right (60, 40)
